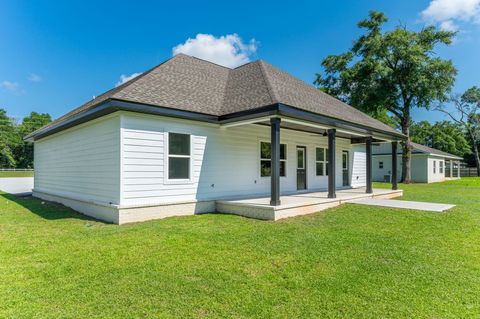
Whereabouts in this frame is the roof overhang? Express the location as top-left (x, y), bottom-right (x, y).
top-left (26, 100), bottom-right (406, 142)
top-left (219, 103), bottom-right (406, 141)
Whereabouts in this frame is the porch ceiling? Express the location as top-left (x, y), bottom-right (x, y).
top-left (254, 120), bottom-right (387, 142)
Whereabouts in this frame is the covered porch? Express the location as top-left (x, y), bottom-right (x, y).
top-left (216, 187), bottom-right (403, 220)
top-left (220, 109), bottom-right (404, 210)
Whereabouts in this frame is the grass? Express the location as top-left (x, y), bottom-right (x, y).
top-left (0, 171), bottom-right (34, 178)
top-left (1, 179), bottom-right (480, 318)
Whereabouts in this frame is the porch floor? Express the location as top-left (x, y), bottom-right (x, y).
top-left (216, 187), bottom-right (403, 220)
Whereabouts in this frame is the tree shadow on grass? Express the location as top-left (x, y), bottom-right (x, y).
top-left (1, 192), bottom-right (106, 223)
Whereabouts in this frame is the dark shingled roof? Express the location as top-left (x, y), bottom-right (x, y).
top-left (410, 142), bottom-right (463, 160)
top-left (32, 53), bottom-right (402, 137)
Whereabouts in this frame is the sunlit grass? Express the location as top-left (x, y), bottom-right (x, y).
top-left (0, 171), bottom-right (34, 178)
top-left (1, 179), bottom-right (479, 318)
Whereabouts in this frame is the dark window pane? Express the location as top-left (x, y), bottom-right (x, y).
top-left (261, 142), bottom-right (286, 159)
top-left (169, 157), bottom-right (190, 179)
top-left (260, 142), bottom-right (271, 159)
top-left (297, 148), bottom-right (306, 169)
top-left (280, 144), bottom-right (287, 160)
top-left (316, 162), bottom-right (324, 176)
top-left (260, 160), bottom-right (271, 177)
top-left (280, 161), bottom-right (286, 177)
top-left (169, 133), bottom-right (190, 155)
top-left (326, 163), bottom-right (329, 176)
top-left (316, 148), bottom-right (324, 161)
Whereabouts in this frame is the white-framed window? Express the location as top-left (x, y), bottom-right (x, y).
top-left (166, 132), bottom-right (192, 181)
top-left (315, 147), bottom-right (328, 176)
top-left (379, 161), bottom-right (384, 169)
top-left (440, 161), bottom-right (444, 174)
top-left (433, 160), bottom-right (436, 174)
top-left (260, 141), bottom-right (287, 177)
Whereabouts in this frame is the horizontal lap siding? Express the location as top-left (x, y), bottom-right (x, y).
top-left (351, 146), bottom-right (366, 187)
top-left (34, 116), bottom-right (120, 204)
top-left (120, 113), bottom-right (352, 206)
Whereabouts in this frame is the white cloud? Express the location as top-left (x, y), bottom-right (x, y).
top-left (440, 20), bottom-right (459, 31)
top-left (421, 0), bottom-right (480, 30)
top-left (27, 73), bottom-right (41, 82)
top-left (0, 80), bottom-right (19, 92)
top-left (116, 72), bottom-right (141, 87)
top-left (172, 33), bottom-right (257, 68)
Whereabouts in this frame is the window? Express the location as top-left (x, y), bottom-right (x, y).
top-left (379, 161), bottom-right (384, 169)
top-left (440, 161), bottom-right (444, 174)
top-left (433, 160), bottom-right (436, 174)
top-left (315, 147), bottom-right (329, 176)
top-left (260, 142), bottom-right (286, 177)
top-left (167, 133), bottom-right (191, 180)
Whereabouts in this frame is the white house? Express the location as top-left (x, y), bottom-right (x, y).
top-left (372, 142), bottom-right (462, 183)
top-left (26, 54), bottom-right (405, 224)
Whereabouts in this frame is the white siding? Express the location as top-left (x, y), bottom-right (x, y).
top-left (351, 145), bottom-right (366, 187)
top-left (34, 115), bottom-right (120, 205)
top-left (427, 156), bottom-right (446, 183)
top-left (372, 154), bottom-right (428, 183)
top-left (120, 113), bottom-right (354, 206)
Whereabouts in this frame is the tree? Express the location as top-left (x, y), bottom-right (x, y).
top-left (315, 11), bottom-right (457, 183)
top-left (13, 112), bottom-right (52, 168)
top-left (435, 87), bottom-right (480, 175)
top-left (0, 108), bottom-right (19, 168)
top-left (410, 120), bottom-right (471, 157)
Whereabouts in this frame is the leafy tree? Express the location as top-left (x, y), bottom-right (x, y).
top-left (435, 87), bottom-right (480, 175)
top-left (0, 108), bottom-right (20, 168)
top-left (410, 120), bottom-right (471, 157)
top-left (315, 11), bottom-right (457, 183)
top-left (14, 112), bottom-right (52, 168)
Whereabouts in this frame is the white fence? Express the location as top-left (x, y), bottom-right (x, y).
top-left (0, 168), bottom-right (34, 172)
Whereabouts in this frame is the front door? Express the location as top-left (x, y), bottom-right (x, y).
top-left (342, 151), bottom-right (349, 186)
top-left (297, 146), bottom-right (307, 190)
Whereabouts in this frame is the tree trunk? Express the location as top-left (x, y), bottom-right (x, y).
top-left (468, 130), bottom-right (480, 177)
top-left (400, 111), bottom-right (412, 183)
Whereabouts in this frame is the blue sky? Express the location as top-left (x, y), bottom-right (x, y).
top-left (1, 0), bottom-right (479, 122)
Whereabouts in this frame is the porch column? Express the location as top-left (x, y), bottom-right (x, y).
top-left (391, 141), bottom-right (398, 190)
top-left (450, 160), bottom-right (453, 178)
top-left (366, 136), bottom-right (373, 194)
top-left (457, 161), bottom-right (461, 178)
top-left (327, 129), bottom-right (336, 198)
top-left (270, 117), bottom-right (281, 206)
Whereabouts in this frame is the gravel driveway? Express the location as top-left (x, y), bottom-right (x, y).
top-left (0, 177), bottom-right (34, 195)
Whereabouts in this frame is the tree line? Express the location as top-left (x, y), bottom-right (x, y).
top-left (315, 11), bottom-right (480, 180)
top-left (0, 109), bottom-right (51, 168)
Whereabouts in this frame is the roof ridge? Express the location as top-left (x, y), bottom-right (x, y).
top-left (179, 53), bottom-right (233, 70)
top-left (257, 60), bottom-right (278, 104)
top-left (111, 55), bottom-right (178, 97)
top-left (28, 55), bottom-right (182, 138)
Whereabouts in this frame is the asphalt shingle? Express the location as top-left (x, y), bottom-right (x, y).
top-left (33, 53), bottom-right (402, 137)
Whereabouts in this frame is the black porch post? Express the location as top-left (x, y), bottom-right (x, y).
top-left (328, 129), bottom-right (336, 198)
top-left (366, 136), bottom-right (373, 194)
top-left (270, 117), bottom-right (281, 206)
top-left (391, 141), bottom-right (398, 190)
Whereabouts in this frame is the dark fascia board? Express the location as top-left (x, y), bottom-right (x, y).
top-left (373, 151), bottom-right (425, 156)
top-left (219, 103), bottom-right (406, 140)
top-left (27, 100), bottom-right (406, 142)
top-left (26, 99), bottom-right (219, 141)
top-left (277, 103), bottom-right (406, 140)
top-left (373, 151), bottom-right (462, 160)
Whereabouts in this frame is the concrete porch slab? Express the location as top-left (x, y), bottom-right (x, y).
top-left (348, 198), bottom-right (455, 212)
top-left (216, 188), bottom-right (403, 220)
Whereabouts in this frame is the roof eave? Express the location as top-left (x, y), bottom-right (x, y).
top-left (26, 99), bottom-right (219, 141)
top-left (27, 100), bottom-right (406, 142)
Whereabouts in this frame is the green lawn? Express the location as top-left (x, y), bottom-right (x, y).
top-left (1, 179), bottom-right (480, 318)
top-left (0, 171), bottom-right (34, 178)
